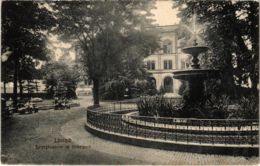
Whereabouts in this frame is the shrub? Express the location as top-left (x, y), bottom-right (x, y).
top-left (206, 94), bottom-right (258, 119)
top-left (236, 95), bottom-right (258, 119)
top-left (137, 96), bottom-right (182, 117)
top-left (205, 94), bottom-right (231, 119)
top-left (100, 79), bottom-right (158, 100)
top-left (100, 80), bottom-right (126, 100)
top-left (138, 94), bottom-right (259, 119)
top-left (158, 86), bottom-right (166, 95)
top-left (137, 97), bottom-right (157, 116)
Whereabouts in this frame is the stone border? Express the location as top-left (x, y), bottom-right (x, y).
top-left (85, 122), bottom-right (259, 156)
top-left (123, 112), bottom-right (259, 133)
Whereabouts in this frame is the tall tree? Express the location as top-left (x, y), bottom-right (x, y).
top-left (42, 60), bottom-right (80, 99)
top-left (100, 30), bottom-right (159, 100)
top-left (1, 59), bottom-right (13, 96)
top-left (54, 1), bottom-right (157, 106)
top-left (2, 1), bottom-right (55, 107)
top-left (173, 0), bottom-right (259, 96)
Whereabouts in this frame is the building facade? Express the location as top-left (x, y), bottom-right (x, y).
top-left (144, 25), bottom-right (188, 95)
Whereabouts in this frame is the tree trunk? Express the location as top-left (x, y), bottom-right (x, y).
top-left (223, 47), bottom-right (236, 97)
top-left (19, 76), bottom-right (23, 98)
top-left (35, 81), bottom-right (39, 93)
top-left (3, 82), bottom-right (6, 95)
top-left (27, 80), bottom-right (30, 94)
top-left (229, 3), bottom-right (258, 94)
top-left (92, 78), bottom-right (100, 106)
top-left (27, 80), bottom-right (31, 99)
top-left (13, 55), bottom-right (19, 108)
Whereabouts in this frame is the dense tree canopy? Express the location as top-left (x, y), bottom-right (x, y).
top-left (42, 59), bottom-right (80, 99)
top-left (173, 0), bottom-right (259, 97)
top-left (53, 1), bottom-right (159, 105)
top-left (2, 1), bottom-right (56, 106)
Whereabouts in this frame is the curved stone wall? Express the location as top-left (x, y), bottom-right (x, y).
top-left (86, 103), bottom-right (259, 155)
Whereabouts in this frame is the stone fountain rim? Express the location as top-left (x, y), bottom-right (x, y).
top-left (182, 45), bottom-right (209, 50)
top-left (172, 69), bottom-right (220, 80)
top-left (173, 69), bottom-right (220, 73)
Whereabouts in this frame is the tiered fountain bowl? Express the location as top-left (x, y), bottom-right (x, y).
top-left (173, 41), bottom-right (220, 106)
top-left (172, 69), bottom-right (220, 80)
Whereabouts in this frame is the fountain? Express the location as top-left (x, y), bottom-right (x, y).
top-left (173, 14), bottom-right (220, 109)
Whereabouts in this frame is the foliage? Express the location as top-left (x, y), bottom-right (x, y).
top-left (23, 80), bottom-right (37, 94)
top-left (54, 1), bottom-right (158, 105)
top-left (231, 95), bottom-right (258, 119)
top-left (2, 1), bottom-right (56, 106)
top-left (100, 78), bottom-right (127, 100)
top-left (100, 78), bottom-right (157, 100)
top-left (133, 79), bottom-right (157, 97)
top-left (205, 94), bottom-right (231, 119)
top-left (137, 96), bottom-right (182, 117)
top-left (158, 86), bottom-right (166, 95)
top-left (42, 61), bottom-right (80, 99)
top-left (1, 58), bottom-right (13, 94)
top-left (138, 94), bottom-right (258, 119)
top-left (206, 94), bottom-right (258, 119)
top-left (17, 55), bottom-right (43, 95)
top-left (173, 1), bottom-right (259, 96)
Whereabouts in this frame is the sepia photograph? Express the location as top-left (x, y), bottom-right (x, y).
top-left (1, 0), bottom-right (259, 165)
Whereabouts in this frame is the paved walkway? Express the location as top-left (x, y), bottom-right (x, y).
top-left (61, 117), bottom-right (259, 165)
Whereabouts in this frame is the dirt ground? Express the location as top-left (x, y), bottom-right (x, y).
top-left (1, 96), bottom-right (147, 165)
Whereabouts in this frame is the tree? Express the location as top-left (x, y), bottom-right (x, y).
top-left (54, 1), bottom-right (157, 106)
top-left (23, 80), bottom-right (37, 98)
top-left (42, 60), bottom-right (80, 99)
top-left (100, 30), bottom-right (159, 100)
top-left (1, 50), bottom-right (13, 96)
top-left (173, 1), bottom-right (259, 96)
top-left (2, 1), bottom-right (55, 107)
top-left (18, 54), bottom-right (43, 97)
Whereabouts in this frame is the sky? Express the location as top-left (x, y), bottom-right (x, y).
top-left (49, 1), bottom-right (180, 61)
top-left (151, 1), bottom-right (180, 25)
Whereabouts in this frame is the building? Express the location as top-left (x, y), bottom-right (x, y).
top-left (144, 25), bottom-right (189, 95)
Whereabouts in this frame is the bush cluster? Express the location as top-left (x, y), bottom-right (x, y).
top-left (100, 79), bottom-right (157, 100)
top-left (137, 94), bottom-right (258, 119)
top-left (137, 96), bottom-right (183, 117)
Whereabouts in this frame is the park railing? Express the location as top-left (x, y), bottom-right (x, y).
top-left (86, 102), bottom-right (259, 146)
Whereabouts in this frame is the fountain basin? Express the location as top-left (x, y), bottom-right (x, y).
top-left (182, 46), bottom-right (209, 55)
top-left (173, 69), bottom-right (220, 80)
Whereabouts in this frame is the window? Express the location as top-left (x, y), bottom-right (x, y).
top-left (162, 40), bottom-right (172, 54)
top-left (164, 60), bottom-right (172, 69)
top-left (147, 60), bottom-right (155, 70)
